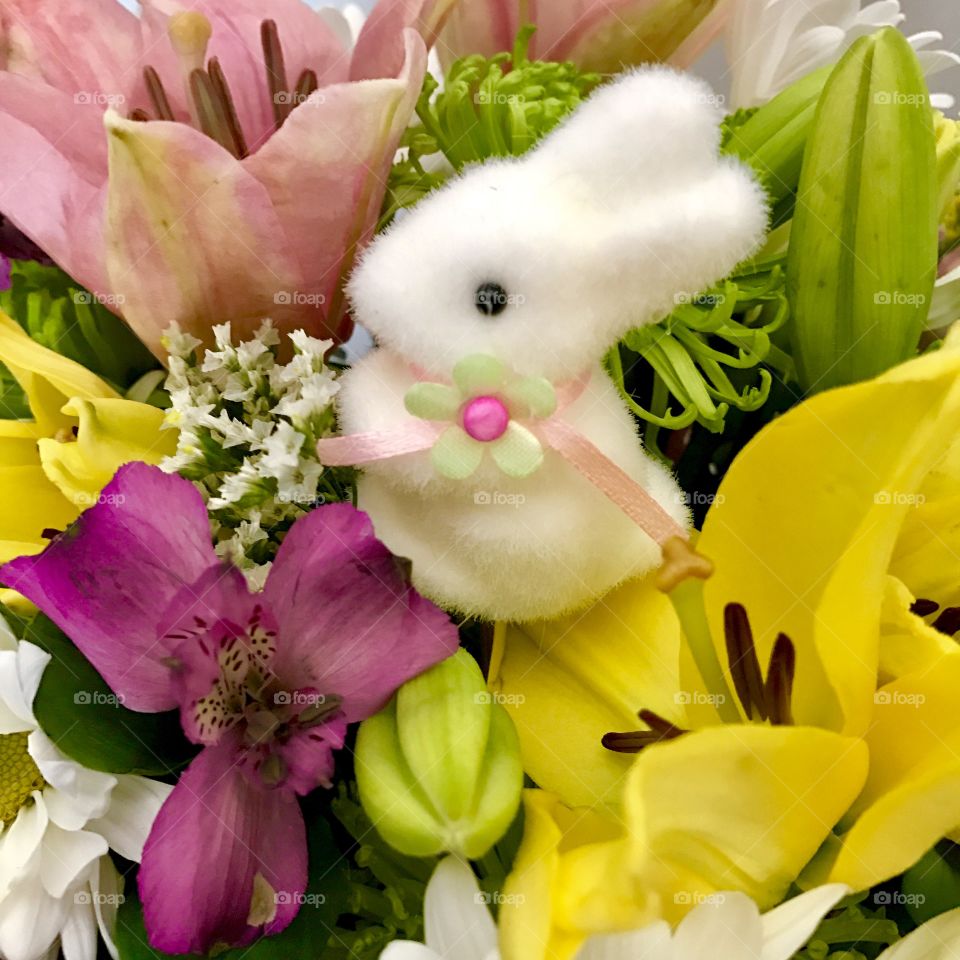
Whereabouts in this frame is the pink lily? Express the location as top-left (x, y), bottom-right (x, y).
top-left (352, 0), bottom-right (728, 80)
top-left (0, 0), bottom-right (427, 356)
top-left (1, 463), bottom-right (458, 953)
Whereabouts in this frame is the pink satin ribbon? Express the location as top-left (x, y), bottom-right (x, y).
top-left (317, 372), bottom-right (688, 546)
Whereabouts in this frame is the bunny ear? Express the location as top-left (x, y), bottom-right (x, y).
top-left (530, 82), bottom-right (769, 343)
top-left (588, 155), bottom-right (770, 329)
top-left (529, 66), bottom-right (729, 203)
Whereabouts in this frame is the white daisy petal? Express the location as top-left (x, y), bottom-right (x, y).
top-left (60, 884), bottom-right (98, 960)
top-left (726, 0), bottom-right (959, 108)
top-left (0, 873), bottom-right (69, 960)
top-left (0, 643), bottom-right (50, 731)
top-left (381, 943), bottom-right (442, 960)
top-left (878, 906), bottom-right (960, 958)
top-left (92, 857), bottom-right (122, 960)
top-left (27, 731), bottom-right (115, 827)
top-left (673, 892), bottom-right (763, 958)
top-left (39, 826), bottom-right (107, 899)
top-left (576, 922), bottom-right (673, 959)
top-left (88, 774), bottom-right (172, 862)
top-left (760, 884), bottom-right (849, 960)
top-left (423, 858), bottom-right (498, 960)
top-left (0, 794), bottom-right (49, 895)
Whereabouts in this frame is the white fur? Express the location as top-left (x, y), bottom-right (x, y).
top-left (340, 67), bottom-right (768, 621)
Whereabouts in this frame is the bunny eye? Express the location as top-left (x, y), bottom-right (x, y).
top-left (475, 281), bottom-right (509, 317)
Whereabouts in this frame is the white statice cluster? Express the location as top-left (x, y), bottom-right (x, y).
top-left (161, 321), bottom-right (345, 588)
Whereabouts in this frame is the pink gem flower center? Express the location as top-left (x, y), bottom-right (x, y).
top-left (462, 396), bottom-right (510, 442)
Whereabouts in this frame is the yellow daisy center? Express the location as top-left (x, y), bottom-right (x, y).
top-left (0, 732), bottom-right (44, 824)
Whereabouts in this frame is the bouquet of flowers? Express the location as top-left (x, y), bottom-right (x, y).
top-left (4, 1), bottom-right (960, 958)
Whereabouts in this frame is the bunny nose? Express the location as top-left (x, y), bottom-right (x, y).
top-left (462, 396), bottom-right (510, 442)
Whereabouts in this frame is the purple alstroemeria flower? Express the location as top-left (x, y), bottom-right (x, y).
top-left (1, 462), bottom-right (459, 954)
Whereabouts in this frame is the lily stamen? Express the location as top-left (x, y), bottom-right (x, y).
top-left (724, 601), bottom-right (767, 720)
top-left (601, 709), bottom-right (688, 754)
top-left (144, 65), bottom-right (175, 122)
top-left (602, 603), bottom-right (798, 753)
top-left (262, 19), bottom-right (291, 129)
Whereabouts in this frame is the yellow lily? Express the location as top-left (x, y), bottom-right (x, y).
top-left (0, 310), bottom-right (175, 574)
top-left (492, 331), bottom-right (960, 959)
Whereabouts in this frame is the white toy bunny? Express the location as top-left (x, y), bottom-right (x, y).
top-left (320, 67), bottom-right (767, 622)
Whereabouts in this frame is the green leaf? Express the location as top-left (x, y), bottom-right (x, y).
top-left (0, 260), bottom-right (158, 396)
top-left (19, 613), bottom-right (194, 777)
top-left (115, 810), bottom-right (350, 960)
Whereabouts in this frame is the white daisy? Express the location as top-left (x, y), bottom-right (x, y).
top-left (726, 0), bottom-right (960, 109)
top-left (0, 618), bottom-right (171, 960)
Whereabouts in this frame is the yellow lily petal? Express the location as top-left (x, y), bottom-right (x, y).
top-left (500, 790), bottom-right (622, 960)
top-left (830, 653), bottom-right (960, 891)
top-left (878, 576), bottom-right (955, 682)
top-left (619, 726), bottom-right (867, 921)
top-left (491, 575), bottom-right (683, 810)
top-left (890, 435), bottom-right (960, 608)
top-left (0, 311), bottom-right (117, 435)
top-left (0, 420), bottom-right (47, 468)
top-left (502, 727), bottom-right (868, 958)
top-left (699, 343), bottom-right (960, 737)
top-left (0, 465), bottom-right (78, 549)
top-left (37, 397), bottom-right (175, 508)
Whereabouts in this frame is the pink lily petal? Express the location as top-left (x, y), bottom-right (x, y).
top-left (0, 463), bottom-right (220, 712)
top-left (263, 503), bottom-right (459, 723)
top-left (351, 0), bottom-right (458, 80)
top-left (139, 734), bottom-right (307, 954)
top-left (143, 0), bottom-right (352, 152)
top-left (0, 0), bottom-right (142, 96)
top-left (435, 0), bottom-right (517, 69)
top-left (0, 74), bottom-right (109, 293)
top-left (435, 0), bottom-right (725, 72)
top-left (244, 30), bottom-right (427, 334)
top-left (103, 111), bottom-right (307, 356)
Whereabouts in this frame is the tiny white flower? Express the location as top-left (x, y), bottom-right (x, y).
top-left (207, 460), bottom-right (264, 510)
top-left (160, 323), bottom-right (202, 359)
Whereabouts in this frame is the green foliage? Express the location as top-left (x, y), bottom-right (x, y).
top-left (794, 892), bottom-right (901, 960)
top-left (0, 260), bottom-right (158, 397)
top-left (10, 611), bottom-right (194, 777)
top-left (614, 257), bottom-right (791, 443)
top-left (382, 26), bottom-right (600, 225)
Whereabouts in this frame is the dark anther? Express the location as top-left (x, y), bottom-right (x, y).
top-left (40, 528), bottom-right (62, 540)
top-left (933, 607), bottom-right (960, 637)
top-left (763, 633), bottom-right (796, 726)
top-left (208, 57), bottom-right (249, 158)
top-left (143, 66), bottom-right (175, 121)
top-left (294, 68), bottom-right (319, 102)
top-left (602, 709), bottom-right (687, 754)
top-left (129, 108), bottom-right (151, 122)
top-left (262, 19), bottom-right (290, 129)
top-left (911, 598), bottom-right (940, 617)
top-left (723, 603), bottom-right (767, 720)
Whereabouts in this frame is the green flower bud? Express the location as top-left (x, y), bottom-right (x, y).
top-left (723, 65), bottom-right (830, 226)
top-left (786, 28), bottom-right (938, 393)
top-left (355, 650), bottom-right (523, 860)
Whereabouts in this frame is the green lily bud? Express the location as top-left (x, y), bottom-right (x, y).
top-left (355, 650), bottom-right (523, 859)
top-left (723, 65), bottom-right (830, 226)
top-left (787, 28), bottom-right (938, 393)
